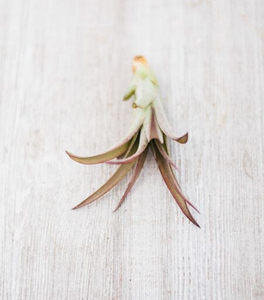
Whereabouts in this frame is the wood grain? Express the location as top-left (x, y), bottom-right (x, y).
top-left (0, 0), bottom-right (263, 299)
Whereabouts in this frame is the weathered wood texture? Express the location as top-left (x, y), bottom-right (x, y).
top-left (0, 0), bottom-right (264, 299)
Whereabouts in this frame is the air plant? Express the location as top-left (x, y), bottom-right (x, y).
top-left (66, 56), bottom-right (200, 227)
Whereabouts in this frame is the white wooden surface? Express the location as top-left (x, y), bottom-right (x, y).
top-left (1, 0), bottom-right (264, 299)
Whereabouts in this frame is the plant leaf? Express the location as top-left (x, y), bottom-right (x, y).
top-left (143, 107), bottom-right (164, 143)
top-left (162, 136), bottom-right (199, 213)
top-left (72, 140), bottom-right (139, 210)
top-left (107, 128), bottom-right (149, 165)
top-left (169, 166), bottom-right (200, 213)
top-left (153, 97), bottom-right (188, 144)
top-left (123, 131), bottom-right (139, 157)
top-left (113, 147), bottom-right (148, 212)
top-left (151, 142), bottom-right (200, 227)
top-left (66, 108), bottom-right (146, 165)
top-left (154, 139), bottom-right (178, 170)
top-left (168, 163), bottom-right (200, 213)
top-left (66, 142), bottom-right (130, 165)
top-left (142, 105), bottom-right (152, 142)
top-left (152, 109), bottom-right (164, 143)
top-left (123, 84), bottom-right (136, 101)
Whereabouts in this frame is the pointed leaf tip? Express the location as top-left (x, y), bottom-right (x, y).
top-left (65, 142), bottom-right (130, 165)
top-left (66, 109), bottom-right (145, 165)
top-left (65, 150), bottom-right (72, 156)
top-left (153, 98), bottom-right (189, 144)
top-left (151, 142), bottom-right (199, 227)
top-left (72, 141), bottom-right (139, 209)
top-left (176, 132), bottom-right (188, 144)
top-left (72, 203), bottom-right (85, 210)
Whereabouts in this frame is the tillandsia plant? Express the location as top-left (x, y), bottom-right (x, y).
top-left (66, 56), bottom-right (200, 227)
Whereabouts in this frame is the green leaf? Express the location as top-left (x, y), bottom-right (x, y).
top-left (123, 84), bottom-right (136, 101)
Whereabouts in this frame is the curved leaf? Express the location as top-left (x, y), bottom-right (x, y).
top-left (154, 139), bottom-right (178, 170)
top-left (162, 136), bottom-right (199, 213)
top-left (114, 147), bottom-right (148, 212)
top-left (66, 142), bottom-right (129, 165)
top-left (72, 139), bottom-right (139, 209)
top-left (153, 97), bottom-right (188, 144)
top-left (66, 107), bottom-right (146, 165)
top-left (151, 142), bottom-right (199, 227)
top-left (107, 128), bottom-right (148, 165)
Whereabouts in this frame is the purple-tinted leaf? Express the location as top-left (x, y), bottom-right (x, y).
top-left (154, 139), bottom-right (178, 170)
top-left (66, 142), bottom-right (129, 165)
top-left (153, 97), bottom-right (188, 144)
top-left (162, 136), bottom-right (200, 213)
top-left (151, 142), bottom-right (200, 227)
top-left (107, 128), bottom-right (148, 165)
top-left (114, 147), bottom-right (148, 212)
top-left (66, 108), bottom-right (145, 165)
top-left (72, 141), bottom-right (139, 209)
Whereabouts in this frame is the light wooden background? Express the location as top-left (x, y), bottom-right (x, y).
top-left (1, 0), bottom-right (264, 299)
